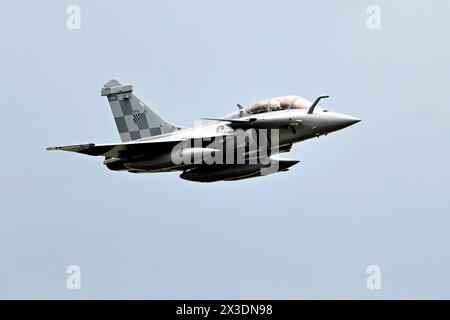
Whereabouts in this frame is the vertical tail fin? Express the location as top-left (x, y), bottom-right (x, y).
top-left (101, 79), bottom-right (181, 142)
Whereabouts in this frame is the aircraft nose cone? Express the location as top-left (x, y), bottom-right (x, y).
top-left (325, 113), bottom-right (361, 132)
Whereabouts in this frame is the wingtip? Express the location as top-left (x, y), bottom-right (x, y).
top-left (46, 143), bottom-right (95, 152)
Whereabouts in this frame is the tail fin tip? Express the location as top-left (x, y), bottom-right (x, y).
top-left (104, 79), bottom-right (122, 88)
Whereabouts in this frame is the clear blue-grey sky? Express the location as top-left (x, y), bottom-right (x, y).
top-left (0, 0), bottom-right (449, 299)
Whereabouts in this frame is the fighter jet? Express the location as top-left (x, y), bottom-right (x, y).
top-left (47, 80), bottom-right (360, 182)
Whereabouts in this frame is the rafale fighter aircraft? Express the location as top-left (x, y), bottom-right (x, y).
top-left (47, 80), bottom-right (360, 182)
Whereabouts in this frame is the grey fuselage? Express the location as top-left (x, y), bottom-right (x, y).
top-left (104, 107), bottom-right (360, 177)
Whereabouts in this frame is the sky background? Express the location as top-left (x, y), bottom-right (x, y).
top-left (0, 0), bottom-right (449, 299)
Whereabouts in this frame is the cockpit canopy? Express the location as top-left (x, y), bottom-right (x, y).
top-left (244, 96), bottom-right (312, 115)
